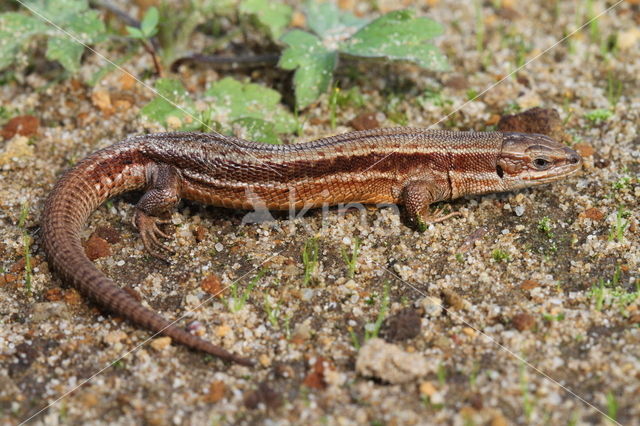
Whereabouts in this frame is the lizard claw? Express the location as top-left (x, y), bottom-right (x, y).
top-left (428, 207), bottom-right (463, 224)
top-left (133, 210), bottom-right (175, 261)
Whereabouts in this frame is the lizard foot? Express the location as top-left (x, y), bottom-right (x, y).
top-left (428, 207), bottom-right (464, 224)
top-left (415, 207), bottom-right (464, 231)
top-left (133, 210), bottom-right (175, 262)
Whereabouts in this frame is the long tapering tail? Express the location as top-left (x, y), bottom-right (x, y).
top-left (41, 142), bottom-right (253, 366)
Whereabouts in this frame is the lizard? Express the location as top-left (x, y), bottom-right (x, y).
top-left (41, 128), bottom-right (582, 366)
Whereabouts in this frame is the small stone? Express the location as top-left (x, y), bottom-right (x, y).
top-left (104, 330), bottom-right (127, 345)
top-left (618, 27), bottom-right (640, 50)
top-left (0, 136), bottom-right (34, 166)
top-left (497, 107), bottom-right (564, 141)
top-left (44, 288), bottom-right (64, 302)
top-left (94, 226), bottom-right (121, 244)
top-left (356, 338), bottom-right (430, 384)
top-left (119, 72), bottom-right (136, 90)
top-left (91, 89), bottom-right (114, 115)
top-left (416, 296), bottom-right (443, 317)
top-left (382, 308), bottom-right (421, 342)
top-left (201, 274), bottom-right (224, 297)
top-left (258, 354), bottom-right (271, 367)
top-left (303, 357), bottom-right (329, 390)
top-left (462, 327), bottom-right (476, 337)
top-left (443, 75), bottom-right (468, 90)
top-left (166, 116), bottom-right (182, 129)
top-left (84, 234), bottom-right (111, 260)
top-left (31, 302), bottom-right (70, 322)
top-left (150, 336), bottom-right (172, 351)
top-left (520, 280), bottom-right (541, 291)
top-left (491, 413), bottom-right (509, 426)
top-left (419, 381), bottom-right (437, 397)
top-left (349, 112), bottom-right (380, 130)
top-left (0, 273), bottom-right (18, 285)
top-left (292, 320), bottom-right (312, 341)
top-left (1, 115), bottom-right (39, 140)
top-left (574, 142), bottom-right (595, 158)
top-left (442, 289), bottom-right (465, 310)
top-left (512, 313), bottom-right (535, 331)
top-left (203, 381), bottom-right (225, 403)
top-left (582, 207), bottom-right (604, 221)
top-left (244, 382), bottom-right (282, 409)
top-left (215, 324), bottom-right (231, 337)
top-left (193, 226), bottom-right (208, 242)
top-left (514, 205), bottom-right (525, 216)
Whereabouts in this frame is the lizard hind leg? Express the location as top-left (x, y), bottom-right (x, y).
top-left (402, 179), bottom-right (461, 232)
top-left (133, 164), bottom-right (181, 261)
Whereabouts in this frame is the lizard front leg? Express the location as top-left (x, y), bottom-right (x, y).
top-left (133, 163), bottom-right (181, 261)
top-left (402, 179), bottom-right (462, 232)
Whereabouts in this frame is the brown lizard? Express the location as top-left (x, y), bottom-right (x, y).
top-left (41, 128), bottom-right (582, 365)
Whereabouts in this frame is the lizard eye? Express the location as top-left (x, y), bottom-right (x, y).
top-left (533, 158), bottom-right (551, 169)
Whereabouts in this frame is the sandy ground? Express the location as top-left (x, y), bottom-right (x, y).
top-left (1, 0), bottom-right (639, 425)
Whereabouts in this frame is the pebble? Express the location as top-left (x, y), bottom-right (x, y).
top-left (416, 296), bottom-right (444, 317)
top-left (356, 338), bottom-right (431, 384)
top-left (150, 336), bottom-right (172, 351)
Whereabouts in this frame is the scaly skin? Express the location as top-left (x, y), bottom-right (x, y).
top-left (41, 128), bottom-right (582, 365)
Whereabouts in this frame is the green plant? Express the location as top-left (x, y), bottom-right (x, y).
top-left (0, 0), bottom-right (107, 73)
top-left (340, 238), bottom-right (361, 279)
top-left (584, 109), bottom-right (613, 124)
top-left (125, 6), bottom-right (160, 74)
top-left (520, 362), bottom-right (534, 421)
top-left (227, 269), bottom-right (267, 312)
top-left (364, 282), bottom-right (390, 341)
top-left (606, 71), bottom-right (623, 107)
top-left (239, 0), bottom-right (292, 39)
top-left (141, 77), bottom-right (297, 143)
top-left (491, 249), bottom-right (510, 262)
top-left (542, 312), bottom-right (565, 322)
top-left (279, 2), bottom-right (448, 109)
top-left (588, 265), bottom-right (639, 314)
top-left (606, 391), bottom-right (618, 422)
top-left (611, 176), bottom-right (631, 191)
top-left (417, 87), bottom-right (452, 108)
top-left (538, 216), bottom-right (553, 236)
top-left (348, 326), bottom-right (360, 350)
top-left (263, 295), bottom-right (281, 328)
top-left (18, 202), bottom-right (32, 294)
top-left (608, 206), bottom-right (629, 243)
top-left (436, 363), bottom-right (447, 385)
top-left (302, 237), bottom-right (319, 286)
top-left (473, 0), bottom-right (484, 54)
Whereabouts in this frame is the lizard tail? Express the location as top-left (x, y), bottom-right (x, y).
top-left (41, 143), bottom-right (253, 366)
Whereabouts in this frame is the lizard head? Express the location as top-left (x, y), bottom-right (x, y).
top-left (496, 132), bottom-right (582, 190)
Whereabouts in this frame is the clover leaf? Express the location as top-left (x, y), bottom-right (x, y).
top-left (142, 77), bottom-right (297, 144)
top-left (0, 0), bottom-right (106, 73)
top-left (279, 3), bottom-right (448, 109)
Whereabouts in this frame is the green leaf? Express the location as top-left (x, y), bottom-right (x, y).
top-left (0, 13), bottom-right (48, 70)
top-left (141, 78), bottom-right (197, 128)
top-left (240, 0), bottom-right (292, 39)
top-left (0, 1), bottom-right (106, 73)
top-left (140, 7), bottom-right (158, 38)
top-left (303, 0), bottom-right (367, 37)
top-left (126, 26), bottom-right (144, 39)
top-left (339, 10), bottom-right (449, 71)
top-left (204, 77), bottom-right (296, 134)
top-left (46, 37), bottom-right (84, 72)
top-left (279, 30), bottom-right (337, 109)
top-left (233, 117), bottom-right (281, 144)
